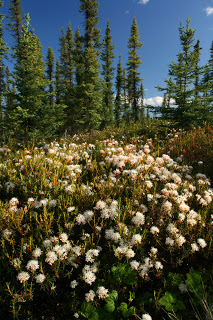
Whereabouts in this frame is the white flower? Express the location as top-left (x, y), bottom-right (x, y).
top-left (82, 268), bottom-right (96, 285)
top-left (85, 249), bottom-right (100, 263)
top-left (94, 200), bottom-right (106, 210)
top-left (197, 238), bottom-right (207, 248)
top-left (35, 273), bottom-right (45, 283)
top-left (70, 280), bottom-right (78, 288)
top-left (131, 234), bottom-right (142, 245)
top-left (45, 251), bottom-right (58, 265)
top-left (191, 243), bottom-right (199, 252)
top-left (150, 247), bottom-right (158, 256)
top-left (142, 313), bottom-right (152, 320)
top-left (165, 237), bottom-right (174, 246)
top-left (96, 286), bottom-right (109, 299)
top-left (49, 199), bottom-right (57, 207)
top-left (74, 313), bottom-right (79, 318)
top-left (162, 200), bottom-right (172, 212)
top-left (9, 197), bottom-right (19, 207)
top-left (155, 261), bottom-right (163, 270)
top-left (130, 260), bottom-right (140, 270)
top-left (126, 248), bottom-right (135, 259)
top-left (43, 239), bottom-right (51, 248)
top-left (132, 212), bottom-right (145, 226)
top-left (76, 214), bottom-right (86, 225)
top-left (17, 271), bottom-right (30, 283)
top-left (59, 232), bottom-right (68, 243)
top-left (26, 260), bottom-right (39, 272)
top-left (175, 234), bottom-right (186, 247)
top-left (150, 226), bottom-right (159, 235)
top-left (85, 290), bottom-right (96, 302)
top-left (33, 248), bottom-right (42, 258)
top-left (27, 197), bottom-right (34, 204)
top-left (67, 206), bottom-right (75, 212)
top-left (2, 228), bottom-right (12, 238)
top-left (179, 283), bottom-right (187, 293)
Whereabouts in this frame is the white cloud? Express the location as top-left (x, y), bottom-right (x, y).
top-left (144, 96), bottom-right (163, 106)
top-left (204, 7), bottom-right (213, 16)
top-left (138, 0), bottom-right (150, 4)
top-left (125, 10), bottom-right (130, 14)
top-left (144, 96), bottom-right (176, 107)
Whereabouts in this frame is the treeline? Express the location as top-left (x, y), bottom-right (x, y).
top-left (0, 1), bottom-right (213, 143)
top-left (0, 0), bottom-right (146, 142)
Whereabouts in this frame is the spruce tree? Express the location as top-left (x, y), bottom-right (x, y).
top-left (78, 0), bottom-right (102, 131)
top-left (157, 18), bottom-right (210, 127)
top-left (127, 16), bottom-right (143, 122)
top-left (13, 14), bottom-right (48, 141)
top-left (138, 82), bottom-right (145, 121)
top-left (202, 41), bottom-right (213, 107)
top-left (74, 27), bottom-right (84, 86)
top-left (46, 47), bottom-right (55, 106)
top-left (7, 0), bottom-right (23, 52)
top-left (0, 1), bottom-right (8, 140)
top-left (66, 22), bottom-right (74, 88)
top-left (55, 58), bottom-right (62, 104)
top-left (115, 55), bottom-right (123, 127)
top-left (79, 0), bottom-right (101, 49)
top-left (101, 20), bottom-right (115, 128)
top-left (122, 68), bottom-right (130, 124)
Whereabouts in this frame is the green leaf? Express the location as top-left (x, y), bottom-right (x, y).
top-left (117, 302), bottom-right (134, 318)
top-left (104, 299), bottom-right (115, 313)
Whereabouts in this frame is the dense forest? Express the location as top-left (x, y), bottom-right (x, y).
top-left (0, 0), bottom-right (213, 143)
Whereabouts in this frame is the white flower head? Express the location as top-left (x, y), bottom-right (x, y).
top-left (26, 260), bottom-right (39, 272)
top-left (17, 271), bottom-right (30, 283)
top-left (96, 286), bottom-right (109, 299)
top-left (85, 290), bottom-right (96, 302)
top-left (35, 273), bottom-right (45, 283)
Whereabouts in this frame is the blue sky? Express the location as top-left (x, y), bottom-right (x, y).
top-left (2, 0), bottom-right (213, 106)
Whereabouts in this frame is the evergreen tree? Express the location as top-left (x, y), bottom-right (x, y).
top-left (115, 55), bottom-right (123, 127)
top-left (74, 27), bottom-right (84, 86)
top-left (157, 18), bottom-right (210, 127)
top-left (77, 0), bottom-right (102, 131)
top-left (101, 20), bottom-right (115, 128)
top-left (79, 0), bottom-right (101, 49)
top-left (66, 22), bottom-right (74, 88)
top-left (55, 58), bottom-right (62, 105)
top-left (58, 27), bottom-right (67, 104)
top-left (138, 82), bottom-right (145, 121)
top-left (13, 14), bottom-right (48, 141)
top-left (127, 16), bottom-right (143, 122)
top-left (202, 41), bottom-right (213, 106)
top-left (122, 68), bottom-right (130, 124)
top-left (46, 47), bottom-right (55, 106)
top-left (7, 0), bottom-right (23, 52)
top-left (0, 1), bottom-right (9, 140)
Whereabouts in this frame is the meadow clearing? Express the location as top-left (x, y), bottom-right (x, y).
top-left (0, 122), bottom-right (213, 320)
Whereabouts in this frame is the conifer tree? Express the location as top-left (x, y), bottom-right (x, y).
top-left (138, 82), bottom-right (145, 121)
top-left (203, 41), bottom-right (213, 106)
top-left (157, 18), bottom-right (210, 127)
top-left (115, 55), bottom-right (123, 127)
top-left (66, 22), bottom-right (74, 88)
top-left (74, 27), bottom-right (84, 86)
top-left (0, 1), bottom-right (8, 140)
top-left (122, 68), bottom-right (130, 124)
top-left (127, 16), bottom-right (143, 122)
top-left (7, 0), bottom-right (23, 53)
top-left (79, 0), bottom-right (101, 49)
top-left (13, 14), bottom-right (48, 141)
top-left (78, 0), bottom-right (102, 131)
top-left (46, 47), bottom-right (55, 106)
top-left (55, 58), bottom-right (62, 105)
top-left (101, 20), bottom-right (115, 128)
